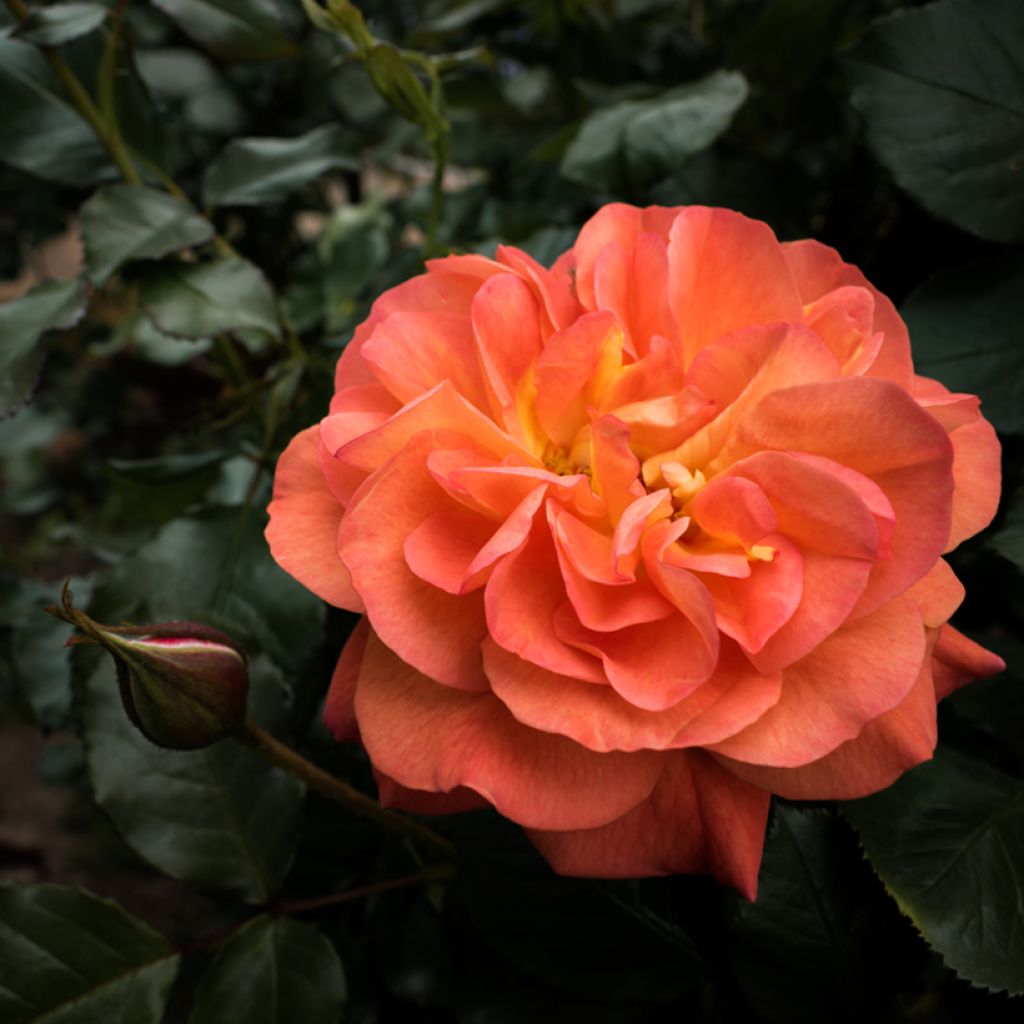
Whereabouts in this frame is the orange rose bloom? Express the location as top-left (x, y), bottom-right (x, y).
top-left (267, 204), bottom-right (1003, 898)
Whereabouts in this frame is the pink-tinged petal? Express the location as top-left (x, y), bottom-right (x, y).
top-left (555, 535), bottom-right (675, 631)
top-left (405, 484), bottom-right (546, 594)
top-left (485, 521), bottom-right (606, 683)
top-left (631, 233), bottom-right (676, 355)
top-left (324, 618), bottom-right (368, 741)
top-left (593, 240), bottom-right (639, 357)
top-left (355, 630), bottom-right (663, 830)
top-left (338, 433), bottom-right (489, 691)
top-left (691, 475), bottom-right (777, 549)
top-left (534, 312), bottom-right (624, 449)
top-left (668, 207), bottom-right (803, 367)
top-left (266, 425), bottom-right (363, 611)
top-left (361, 310), bottom-right (489, 411)
top-left (403, 505), bottom-right (498, 594)
top-left (334, 270), bottom-right (486, 392)
top-left (485, 637), bottom-right (780, 753)
top-left (782, 238), bottom-right (913, 389)
top-left (331, 381), bottom-right (532, 504)
top-left (716, 377), bottom-right (954, 620)
top-left (443, 460), bottom-right (606, 521)
top-left (908, 559), bottom-right (964, 628)
top-left (375, 772), bottom-right (489, 814)
top-left (710, 593), bottom-right (926, 767)
top-left (915, 386), bottom-right (980, 433)
top-left (658, 323), bottom-right (839, 479)
top-left (946, 415), bottom-right (1002, 550)
top-left (555, 587), bottom-right (717, 713)
top-left (496, 244), bottom-right (580, 333)
top-left (726, 451), bottom-right (882, 560)
top-left (781, 452), bottom-right (896, 558)
top-left (697, 536), bottom-right (804, 654)
top-left (717, 643), bottom-right (939, 800)
top-left (572, 203), bottom-right (677, 309)
top-left (319, 385), bottom-right (402, 503)
top-left (552, 507), bottom-right (628, 585)
top-left (528, 752), bottom-right (770, 899)
top-left (931, 624), bottom-right (1005, 700)
top-left (471, 272), bottom-right (543, 422)
top-left (589, 414), bottom-right (645, 522)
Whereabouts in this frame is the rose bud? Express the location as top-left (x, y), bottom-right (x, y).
top-left (47, 584), bottom-right (249, 750)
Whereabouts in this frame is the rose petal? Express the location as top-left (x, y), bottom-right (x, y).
top-left (485, 636), bottom-right (781, 753)
top-left (528, 752), bottom-right (770, 899)
top-left (710, 593), bottom-right (926, 767)
top-left (716, 639), bottom-right (939, 799)
top-left (338, 433), bottom-right (489, 691)
top-left (324, 618), bottom-right (368, 741)
top-left (668, 207), bottom-right (803, 367)
top-left (931, 624), bottom-right (1005, 700)
top-left (354, 630), bottom-right (663, 830)
top-left (266, 425), bottom-right (363, 611)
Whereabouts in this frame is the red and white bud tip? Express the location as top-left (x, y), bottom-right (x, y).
top-left (47, 582), bottom-right (249, 750)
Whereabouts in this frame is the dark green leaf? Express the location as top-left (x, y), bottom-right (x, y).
top-left (728, 805), bottom-right (906, 1023)
top-left (106, 449), bottom-right (228, 484)
top-left (562, 70), bottom-right (748, 194)
top-left (844, 0), bottom-right (1024, 243)
top-left (0, 277), bottom-right (86, 417)
top-left (901, 253), bottom-right (1024, 434)
top-left (845, 748), bottom-right (1024, 994)
top-left (13, 2), bottom-right (108, 46)
top-left (318, 204), bottom-right (390, 332)
top-left (81, 184), bottom-right (214, 285)
top-left (188, 915), bottom-right (346, 1023)
top-left (457, 822), bottom-right (707, 1004)
top-left (203, 124), bottom-right (358, 208)
top-left (151, 0), bottom-right (295, 61)
top-left (80, 656), bottom-right (303, 901)
top-left (0, 37), bottom-right (113, 185)
top-left (74, 508), bottom-right (322, 899)
top-left (140, 259), bottom-right (281, 341)
top-left (0, 883), bottom-right (179, 1024)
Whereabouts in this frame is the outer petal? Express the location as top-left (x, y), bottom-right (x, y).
top-left (528, 752), bottom-right (770, 900)
top-left (354, 630), bottom-right (663, 830)
top-left (324, 618), bottom-right (368, 741)
top-left (716, 641), bottom-right (939, 800)
top-left (338, 433), bottom-right (489, 691)
top-left (375, 773), bottom-right (489, 814)
top-left (781, 238), bottom-right (913, 390)
top-left (361, 311), bottom-right (489, 411)
top-left (266, 425), bottom-right (363, 611)
top-left (946, 415), bottom-right (1002, 550)
top-left (334, 269), bottom-right (486, 392)
top-left (709, 593), bottom-right (926, 767)
top-left (931, 624), bottom-right (1005, 700)
top-left (667, 207), bottom-right (803, 367)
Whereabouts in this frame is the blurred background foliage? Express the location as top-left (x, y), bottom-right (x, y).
top-left (1, 0), bottom-right (1023, 1020)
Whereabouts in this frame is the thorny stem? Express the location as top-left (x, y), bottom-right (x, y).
top-left (237, 719), bottom-right (457, 858)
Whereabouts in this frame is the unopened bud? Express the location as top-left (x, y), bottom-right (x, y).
top-left (47, 583), bottom-right (249, 750)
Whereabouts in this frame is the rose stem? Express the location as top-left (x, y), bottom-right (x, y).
top-left (237, 719), bottom-right (456, 858)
